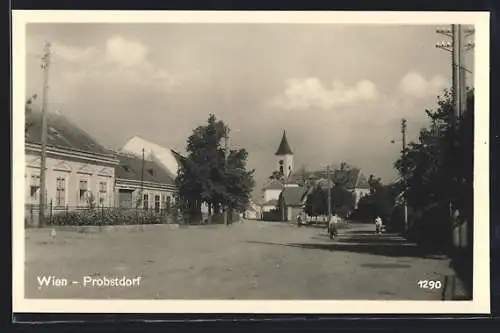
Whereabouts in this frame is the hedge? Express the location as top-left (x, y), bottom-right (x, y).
top-left (48, 208), bottom-right (174, 226)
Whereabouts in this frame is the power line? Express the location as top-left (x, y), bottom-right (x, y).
top-left (436, 24), bottom-right (475, 123)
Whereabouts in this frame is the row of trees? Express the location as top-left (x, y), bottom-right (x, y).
top-left (351, 176), bottom-right (402, 229)
top-left (347, 89), bottom-right (473, 245)
top-left (393, 89), bottom-right (474, 250)
top-left (175, 114), bottom-right (256, 223)
top-left (303, 185), bottom-right (355, 218)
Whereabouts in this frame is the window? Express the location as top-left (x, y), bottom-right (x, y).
top-left (279, 160), bottom-right (284, 174)
top-left (30, 175), bottom-right (40, 202)
top-left (154, 195), bottom-right (160, 213)
top-left (161, 194), bottom-right (166, 209)
top-left (56, 177), bottom-right (66, 207)
top-left (98, 181), bottom-right (107, 205)
top-left (79, 179), bottom-right (88, 202)
top-left (143, 194), bottom-right (149, 210)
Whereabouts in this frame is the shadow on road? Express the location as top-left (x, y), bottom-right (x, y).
top-left (245, 239), bottom-right (448, 260)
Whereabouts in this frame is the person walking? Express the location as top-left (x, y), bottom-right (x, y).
top-left (375, 216), bottom-right (383, 236)
top-left (329, 213), bottom-right (340, 240)
top-left (296, 212), bottom-right (302, 227)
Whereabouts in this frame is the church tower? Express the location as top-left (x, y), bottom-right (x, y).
top-left (275, 130), bottom-right (294, 179)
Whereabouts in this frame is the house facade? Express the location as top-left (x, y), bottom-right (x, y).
top-left (25, 110), bottom-right (119, 226)
top-left (121, 136), bottom-right (181, 180)
top-left (114, 152), bottom-right (178, 211)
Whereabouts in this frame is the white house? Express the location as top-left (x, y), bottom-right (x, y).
top-left (121, 136), bottom-right (181, 180)
top-left (25, 109), bottom-right (119, 226)
top-left (114, 152), bottom-right (178, 211)
top-left (244, 200), bottom-right (261, 220)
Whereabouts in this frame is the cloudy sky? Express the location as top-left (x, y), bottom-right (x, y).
top-left (25, 23), bottom-right (474, 200)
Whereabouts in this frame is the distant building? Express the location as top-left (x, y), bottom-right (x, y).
top-left (114, 152), bottom-right (177, 211)
top-left (275, 130), bottom-right (294, 179)
top-left (261, 179), bottom-right (284, 209)
top-left (277, 186), bottom-right (309, 221)
top-left (25, 109), bottom-right (119, 225)
top-left (244, 200), bottom-right (261, 220)
top-left (261, 130), bottom-right (300, 208)
top-left (118, 136), bottom-right (183, 207)
top-left (260, 130), bottom-right (304, 220)
top-left (121, 136), bottom-right (182, 181)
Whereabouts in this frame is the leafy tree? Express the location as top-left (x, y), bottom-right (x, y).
top-left (176, 114), bottom-right (255, 222)
top-left (304, 184), bottom-right (355, 218)
top-left (304, 186), bottom-right (327, 216)
top-left (226, 148), bottom-right (256, 213)
top-left (354, 181), bottom-right (401, 227)
top-left (368, 174), bottom-right (383, 195)
top-left (394, 89), bottom-right (474, 250)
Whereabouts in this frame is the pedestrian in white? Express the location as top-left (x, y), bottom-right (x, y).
top-left (329, 214), bottom-right (340, 239)
top-left (375, 216), bottom-right (383, 236)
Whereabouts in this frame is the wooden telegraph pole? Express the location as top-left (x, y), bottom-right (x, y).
top-left (140, 148), bottom-right (145, 208)
top-left (38, 41), bottom-right (51, 228)
top-left (223, 127), bottom-right (230, 226)
top-left (436, 24), bottom-right (474, 249)
top-left (401, 119), bottom-right (408, 232)
top-left (326, 165), bottom-right (331, 220)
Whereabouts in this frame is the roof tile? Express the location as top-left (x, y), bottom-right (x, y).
top-left (115, 153), bottom-right (175, 186)
top-left (26, 108), bottom-right (112, 157)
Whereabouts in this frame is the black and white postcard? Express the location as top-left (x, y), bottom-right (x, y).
top-left (12, 10), bottom-right (490, 314)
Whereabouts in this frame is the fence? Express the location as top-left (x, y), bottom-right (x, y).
top-left (24, 203), bottom-right (241, 227)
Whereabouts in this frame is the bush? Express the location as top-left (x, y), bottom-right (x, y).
top-left (48, 208), bottom-right (170, 226)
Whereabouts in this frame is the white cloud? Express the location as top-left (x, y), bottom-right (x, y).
top-left (398, 71), bottom-right (448, 98)
top-left (36, 36), bottom-right (188, 102)
top-left (52, 42), bottom-right (98, 63)
top-left (269, 77), bottom-right (379, 111)
top-left (104, 35), bottom-right (149, 67)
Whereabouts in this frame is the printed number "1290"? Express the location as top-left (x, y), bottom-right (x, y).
top-left (417, 280), bottom-right (442, 289)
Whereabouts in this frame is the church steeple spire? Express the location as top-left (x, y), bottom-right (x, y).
top-left (275, 130), bottom-right (293, 156)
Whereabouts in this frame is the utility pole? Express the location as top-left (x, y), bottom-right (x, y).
top-left (436, 24), bottom-right (474, 126)
top-left (401, 119), bottom-right (408, 232)
top-left (223, 127), bottom-right (230, 226)
top-left (327, 165), bottom-right (331, 220)
top-left (436, 24), bottom-right (475, 249)
top-left (38, 41), bottom-right (51, 228)
top-left (140, 148), bottom-right (145, 208)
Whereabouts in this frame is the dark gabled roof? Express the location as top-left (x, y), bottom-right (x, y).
top-left (275, 130), bottom-right (293, 155)
top-left (115, 153), bottom-right (175, 186)
top-left (263, 179), bottom-right (284, 190)
top-left (26, 108), bottom-right (113, 157)
top-left (280, 186), bottom-right (308, 207)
